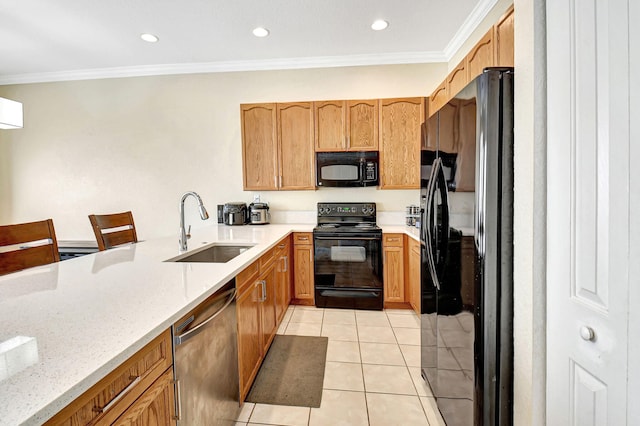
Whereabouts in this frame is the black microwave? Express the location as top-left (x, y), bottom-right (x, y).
top-left (316, 151), bottom-right (379, 187)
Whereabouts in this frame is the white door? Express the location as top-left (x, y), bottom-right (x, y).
top-left (547, 0), bottom-right (633, 425)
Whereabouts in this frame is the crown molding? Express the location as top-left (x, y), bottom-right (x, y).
top-left (0, 51), bottom-right (447, 86)
top-left (442, 0), bottom-right (499, 61)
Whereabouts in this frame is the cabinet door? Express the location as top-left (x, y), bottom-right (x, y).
top-left (277, 102), bottom-right (315, 190)
top-left (236, 281), bottom-right (263, 400)
top-left (447, 60), bottom-right (467, 103)
top-left (241, 104), bottom-right (278, 190)
top-left (379, 97), bottom-right (424, 189)
top-left (260, 263), bottom-right (278, 354)
top-left (408, 238), bottom-right (421, 315)
top-left (293, 242), bottom-right (314, 302)
top-left (275, 240), bottom-right (291, 323)
top-left (438, 100), bottom-right (459, 154)
top-left (314, 100), bottom-right (346, 151)
top-left (346, 99), bottom-right (378, 151)
top-left (383, 234), bottom-right (405, 303)
top-left (466, 28), bottom-right (495, 81)
top-left (494, 5), bottom-right (514, 67)
top-left (428, 81), bottom-right (448, 117)
top-left (112, 368), bottom-right (175, 426)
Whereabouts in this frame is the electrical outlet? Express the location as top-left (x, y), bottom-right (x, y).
top-left (253, 193), bottom-right (260, 203)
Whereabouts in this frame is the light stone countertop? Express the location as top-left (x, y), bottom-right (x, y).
top-left (0, 223), bottom-right (437, 425)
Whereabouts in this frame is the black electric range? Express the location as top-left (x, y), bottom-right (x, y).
top-left (313, 203), bottom-right (383, 310)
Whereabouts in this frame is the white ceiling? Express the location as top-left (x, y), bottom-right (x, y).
top-left (0, 0), bottom-right (496, 85)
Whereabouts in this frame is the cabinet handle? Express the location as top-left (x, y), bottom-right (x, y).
top-left (283, 255), bottom-right (288, 272)
top-left (279, 175), bottom-right (283, 188)
top-left (297, 236), bottom-right (309, 241)
top-left (274, 175), bottom-right (278, 187)
top-left (260, 280), bottom-right (267, 302)
top-left (386, 237), bottom-right (400, 242)
top-left (93, 375), bottom-right (141, 413)
top-left (278, 244), bottom-right (285, 249)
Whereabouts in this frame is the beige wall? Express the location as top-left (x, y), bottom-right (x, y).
top-left (0, 63), bottom-right (447, 240)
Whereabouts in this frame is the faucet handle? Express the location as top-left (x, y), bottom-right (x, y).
top-left (186, 225), bottom-right (192, 239)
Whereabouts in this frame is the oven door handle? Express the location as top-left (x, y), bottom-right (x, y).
top-left (314, 236), bottom-right (380, 241)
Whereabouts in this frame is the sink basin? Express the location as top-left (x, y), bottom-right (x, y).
top-left (168, 243), bottom-right (255, 263)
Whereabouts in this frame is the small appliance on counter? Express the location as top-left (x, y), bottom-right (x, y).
top-left (249, 202), bottom-right (270, 225)
top-left (223, 202), bottom-right (248, 225)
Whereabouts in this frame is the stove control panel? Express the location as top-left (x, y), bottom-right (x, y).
top-left (317, 203), bottom-right (376, 217)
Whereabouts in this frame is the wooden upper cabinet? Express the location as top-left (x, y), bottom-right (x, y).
top-left (314, 100), bottom-right (346, 151)
top-left (346, 99), bottom-right (378, 151)
top-left (277, 102), bottom-right (315, 190)
top-left (379, 97), bottom-right (424, 189)
top-left (241, 103), bottom-right (278, 190)
top-left (447, 60), bottom-right (468, 101)
top-left (494, 5), bottom-right (514, 67)
top-left (466, 28), bottom-right (495, 82)
top-left (428, 81), bottom-right (448, 118)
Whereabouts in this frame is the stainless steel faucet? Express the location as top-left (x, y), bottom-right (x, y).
top-left (179, 191), bottom-right (209, 251)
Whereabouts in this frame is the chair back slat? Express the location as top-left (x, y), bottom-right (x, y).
top-left (0, 219), bottom-right (59, 276)
top-left (102, 229), bottom-right (137, 250)
top-left (88, 211), bottom-right (137, 251)
top-left (0, 245), bottom-right (58, 274)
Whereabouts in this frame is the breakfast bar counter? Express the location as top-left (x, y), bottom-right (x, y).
top-left (0, 224), bottom-right (314, 426)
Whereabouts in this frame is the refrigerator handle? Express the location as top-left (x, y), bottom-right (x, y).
top-left (435, 158), bottom-right (450, 276)
top-left (424, 158), bottom-right (441, 290)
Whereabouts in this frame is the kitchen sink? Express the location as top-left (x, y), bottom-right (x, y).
top-left (167, 243), bottom-right (255, 263)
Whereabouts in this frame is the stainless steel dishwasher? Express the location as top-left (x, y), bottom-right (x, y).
top-left (172, 279), bottom-right (240, 425)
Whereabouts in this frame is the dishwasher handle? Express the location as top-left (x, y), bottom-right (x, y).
top-left (174, 287), bottom-right (236, 346)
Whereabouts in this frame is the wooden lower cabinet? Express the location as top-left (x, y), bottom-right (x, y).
top-left (260, 262), bottom-right (278, 355)
top-left (275, 237), bottom-right (292, 322)
top-left (236, 235), bottom-right (290, 402)
top-left (45, 330), bottom-right (174, 426)
top-left (383, 234), bottom-right (405, 305)
top-left (407, 237), bottom-right (421, 315)
top-left (236, 278), bottom-right (263, 401)
top-left (292, 233), bottom-right (314, 305)
top-left (112, 368), bottom-right (175, 426)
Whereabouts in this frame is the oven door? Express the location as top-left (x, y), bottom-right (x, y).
top-left (313, 233), bottom-right (383, 310)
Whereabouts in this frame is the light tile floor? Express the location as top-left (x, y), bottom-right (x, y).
top-left (236, 305), bottom-right (447, 426)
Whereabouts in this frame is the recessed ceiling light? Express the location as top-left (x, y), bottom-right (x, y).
top-left (371, 20), bottom-right (389, 31)
top-left (252, 27), bottom-right (270, 37)
top-left (140, 33), bottom-right (159, 43)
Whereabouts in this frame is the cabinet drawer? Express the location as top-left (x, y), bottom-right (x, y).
top-left (237, 261), bottom-right (260, 293)
top-left (275, 235), bottom-right (291, 253)
top-left (293, 233), bottom-right (313, 245)
top-left (45, 329), bottom-right (173, 426)
top-left (383, 234), bottom-right (404, 247)
top-left (259, 246), bottom-right (277, 269)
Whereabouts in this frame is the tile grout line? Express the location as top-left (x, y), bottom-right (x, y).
top-left (353, 313), bottom-right (373, 426)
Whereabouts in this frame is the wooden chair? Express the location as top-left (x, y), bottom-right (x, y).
top-left (88, 211), bottom-right (138, 251)
top-left (0, 219), bottom-right (60, 276)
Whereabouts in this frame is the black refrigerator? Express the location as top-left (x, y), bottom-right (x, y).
top-left (420, 68), bottom-right (514, 426)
